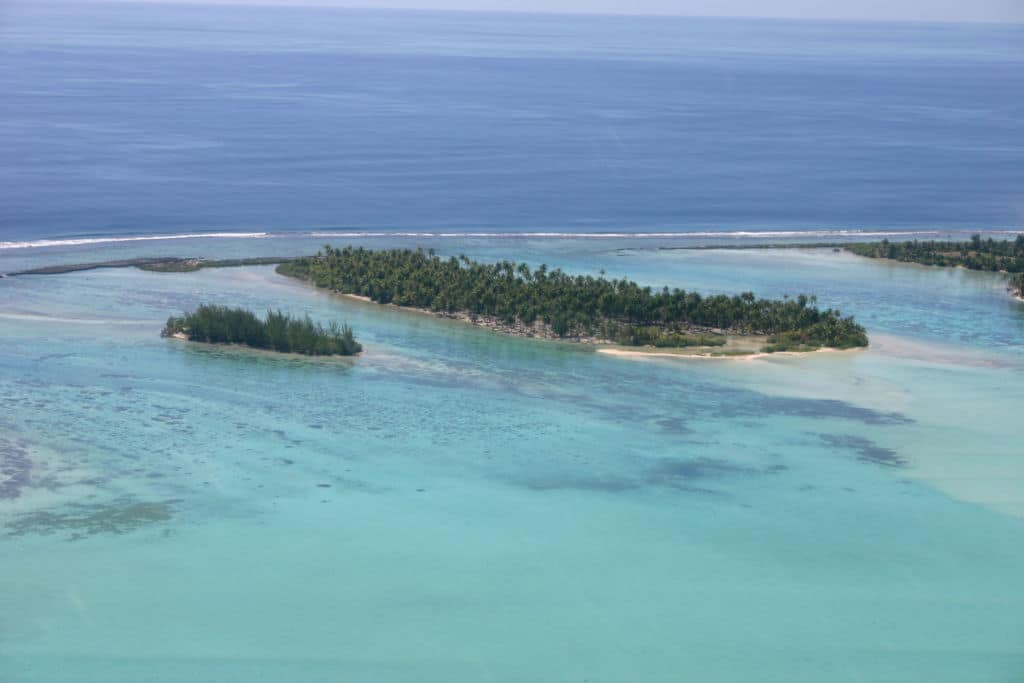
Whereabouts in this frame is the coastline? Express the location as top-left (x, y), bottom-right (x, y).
top-left (596, 345), bottom-right (862, 361)
top-left (11, 252), bottom-right (870, 358)
top-left (335, 292), bottom-right (621, 344)
top-left (331, 290), bottom-right (786, 352)
top-left (7, 257), bottom-right (191, 276)
top-left (165, 333), bottom-right (361, 361)
top-left (6, 256), bottom-right (295, 277)
top-left (332, 292), bottom-right (838, 359)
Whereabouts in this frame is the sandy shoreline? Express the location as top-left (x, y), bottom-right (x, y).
top-left (596, 345), bottom-right (861, 361)
top-left (332, 289), bottom-right (870, 360)
top-left (334, 292), bottom-right (854, 360)
top-left (336, 292), bottom-right (620, 342)
top-left (166, 332), bottom-right (360, 361)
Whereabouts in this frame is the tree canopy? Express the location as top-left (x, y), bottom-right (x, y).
top-left (162, 304), bottom-right (361, 356)
top-left (278, 246), bottom-right (868, 351)
top-left (846, 235), bottom-right (1024, 274)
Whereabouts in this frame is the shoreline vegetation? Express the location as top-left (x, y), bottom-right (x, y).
top-left (7, 256), bottom-right (295, 277)
top-left (162, 304), bottom-right (361, 356)
top-left (10, 235), bottom-right (1022, 353)
top-left (634, 237), bottom-right (1024, 301)
top-left (843, 235), bottom-right (1024, 299)
top-left (276, 246), bottom-right (869, 353)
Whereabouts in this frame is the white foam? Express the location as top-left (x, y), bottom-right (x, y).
top-left (303, 229), bottom-right (953, 239)
top-left (2, 228), bottom-right (1021, 250)
top-left (0, 232), bottom-right (270, 250)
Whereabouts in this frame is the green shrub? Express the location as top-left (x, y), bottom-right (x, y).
top-left (163, 304), bottom-right (361, 356)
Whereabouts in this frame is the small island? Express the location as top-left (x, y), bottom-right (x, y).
top-left (162, 304), bottom-right (362, 356)
top-left (7, 256), bottom-right (296, 277)
top-left (845, 235), bottom-right (1024, 299)
top-left (277, 246), bottom-right (868, 353)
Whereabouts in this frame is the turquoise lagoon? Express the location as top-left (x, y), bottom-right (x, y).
top-left (1, 236), bottom-right (1023, 682)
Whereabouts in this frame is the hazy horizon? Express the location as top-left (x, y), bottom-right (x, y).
top-left (25, 0), bottom-right (1024, 25)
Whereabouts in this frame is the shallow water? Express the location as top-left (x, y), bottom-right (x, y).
top-left (1, 237), bottom-right (1023, 682)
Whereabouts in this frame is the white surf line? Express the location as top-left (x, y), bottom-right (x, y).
top-left (0, 232), bottom-right (270, 250)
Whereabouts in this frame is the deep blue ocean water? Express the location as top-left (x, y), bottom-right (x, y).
top-left (1, 1), bottom-right (1023, 241)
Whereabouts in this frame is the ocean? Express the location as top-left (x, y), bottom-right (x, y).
top-left (1, 1), bottom-right (1023, 241)
top-left (1, 4), bottom-right (1023, 683)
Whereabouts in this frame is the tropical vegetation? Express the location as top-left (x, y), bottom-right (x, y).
top-left (162, 304), bottom-right (361, 356)
top-left (141, 257), bottom-right (295, 273)
top-left (278, 246), bottom-right (868, 350)
top-left (846, 235), bottom-right (1024, 273)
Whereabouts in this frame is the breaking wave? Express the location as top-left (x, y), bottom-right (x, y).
top-left (0, 232), bottom-right (270, 250)
top-left (2, 228), bottom-right (1021, 250)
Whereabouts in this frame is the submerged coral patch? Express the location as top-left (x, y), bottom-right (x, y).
top-left (754, 397), bottom-right (913, 426)
top-left (520, 456), bottom-right (781, 494)
top-left (654, 417), bottom-right (694, 435)
top-left (818, 434), bottom-right (905, 467)
top-left (524, 475), bottom-right (640, 492)
top-left (4, 498), bottom-right (179, 541)
top-left (649, 457), bottom-right (757, 481)
top-left (0, 438), bottom-right (32, 500)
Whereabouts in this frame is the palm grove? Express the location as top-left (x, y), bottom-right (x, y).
top-left (278, 247), bottom-right (869, 351)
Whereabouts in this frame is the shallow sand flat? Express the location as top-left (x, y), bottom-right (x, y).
top-left (596, 344), bottom-right (856, 361)
top-left (594, 322), bottom-right (1024, 519)
top-left (683, 333), bottom-right (1024, 518)
top-left (867, 331), bottom-right (1024, 369)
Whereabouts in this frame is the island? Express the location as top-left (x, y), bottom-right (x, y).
top-left (7, 256), bottom-right (295, 277)
top-left (845, 235), bottom-right (1024, 299)
top-left (162, 304), bottom-right (362, 356)
top-left (276, 246), bottom-right (868, 354)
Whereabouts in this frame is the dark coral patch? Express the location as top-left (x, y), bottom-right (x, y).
top-left (5, 499), bottom-right (180, 540)
top-left (520, 456), bottom-right (780, 494)
top-left (654, 417), bottom-right (694, 435)
top-left (649, 457), bottom-right (756, 481)
top-left (5, 498), bottom-right (179, 541)
top-left (818, 434), bottom-right (905, 467)
top-left (755, 397), bottom-right (913, 426)
top-left (524, 475), bottom-right (640, 492)
top-left (0, 439), bottom-right (32, 500)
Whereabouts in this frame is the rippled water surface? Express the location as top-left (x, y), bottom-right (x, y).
top-left (2, 2), bottom-right (1023, 237)
top-left (2, 236), bottom-right (1023, 682)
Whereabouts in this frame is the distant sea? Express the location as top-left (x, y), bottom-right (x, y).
top-left (1, 1), bottom-right (1023, 246)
